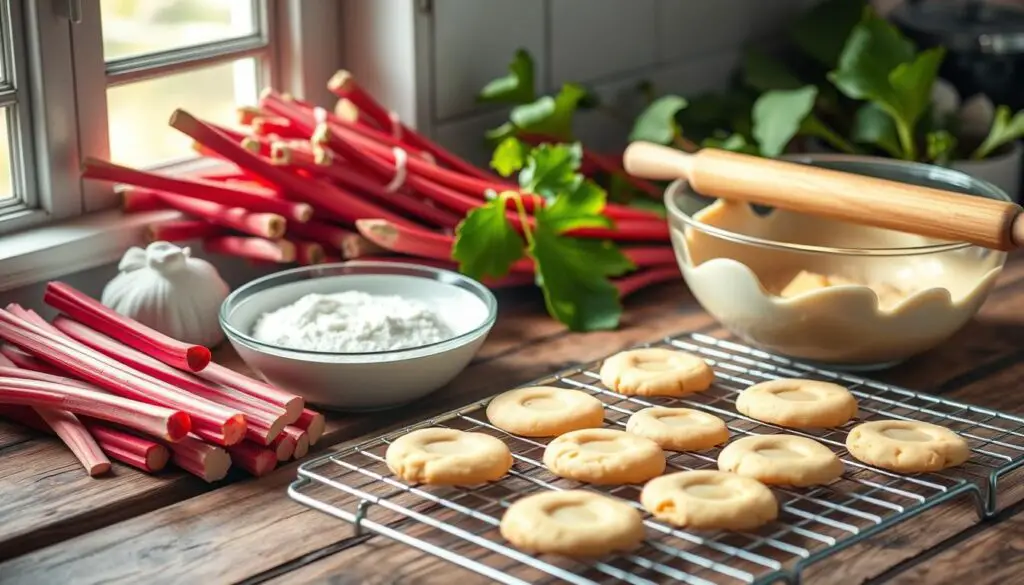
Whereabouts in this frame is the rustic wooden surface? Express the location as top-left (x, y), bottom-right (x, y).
top-left (2, 254), bottom-right (1024, 584)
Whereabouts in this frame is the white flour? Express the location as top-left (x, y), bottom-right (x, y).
top-left (252, 291), bottom-right (454, 352)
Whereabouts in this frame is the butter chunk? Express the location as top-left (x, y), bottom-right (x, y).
top-left (779, 270), bottom-right (909, 309)
top-left (780, 270), bottom-right (831, 297)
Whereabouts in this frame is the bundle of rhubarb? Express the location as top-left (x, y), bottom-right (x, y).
top-left (0, 282), bottom-right (325, 481)
top-left (83, 70), bottom-right (681, 331)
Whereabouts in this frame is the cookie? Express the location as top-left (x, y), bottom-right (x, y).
top-left (599, 347), bottom-right (714, 397)
top-left (385, 427), bottom-right (513, 485)
top-left (641, 470), bottom-right (778, 531)
top-left (718, 434), bottom-right (844, 486)
top-left (845, 420), bottom-right (971, 473)
top-left (736, 378), bottom-right (858, 429)
top-left (543, 428), bottom-right (666, 485)
top-left (500, 490), bottom-right (645, 557)
top-left (486, 386), bottom-right (605, 437)
top-left (626, 407), bottom-right (729, 451)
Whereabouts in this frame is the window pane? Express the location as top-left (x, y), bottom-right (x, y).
top-left (107, 58), bottom-right (259, 168)
top-left (101, 0), bottom-right (258, 62)
top-left (0, 111), bottom-right (12, 202)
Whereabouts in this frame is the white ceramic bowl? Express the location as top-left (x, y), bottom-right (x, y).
top-left (219, 261), bottom-right (497, 411)
top-left (666, 155), bottom-right (1009, 370)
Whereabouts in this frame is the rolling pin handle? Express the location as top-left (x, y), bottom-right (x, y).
top-left (1010, 212), bottom-right (1024, 249)
top-left (622, 141), bottom-right (695, 182)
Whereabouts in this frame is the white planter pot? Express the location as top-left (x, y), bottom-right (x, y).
top-left (951, 141), bottom-right (1023, 202)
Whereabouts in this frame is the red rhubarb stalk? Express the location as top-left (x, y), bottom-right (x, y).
top-left (147, 219), bottom-right (223, 243)
top-left (281, 425), bottom-right (309, 459)
top-left (166, 434), bottom-right (231, 482)
top-left (283, 219), bottom-right (358, 251)
top-left (0, 405), bottom-right (171, 472)
top-left (0, 377), bottom-right (189, 441)
top-left (0, 345), bottom-right (64, 376)
top-left (196, 362), bottom-right (304, 424)
top-left (269, 431), bottom-right (297, 461)
top-left (0, 365), bottom-right (91, 389)
top-left (36, 407), bottom-right (112, 476)
top-left (252, 115), bottom-right (302, 138)
top-left (53, 316), bottom-right (287, 446)
top-left (295, 409), bottom-right (325, 445)
top-left (288, 240), bottom-right (325, 265)
top-left (227, 440), bottom-right (278, 476)
top-left (81, 157), bottom-right (312, 222)
top-left (204, 236), bottom-right (296, 264)
top-left (169, 109), bottom-right (418, 228)
top-left (0, 310), bottom-right (244, 444)
top-left (44, 282), bottom-right (213, 372)
top-left (129, 188), bottom-right (286, 240)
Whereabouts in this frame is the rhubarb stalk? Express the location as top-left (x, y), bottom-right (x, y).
top-left (126, 188), bottom-right (287, 240)
top-left (280, 425), bottom-right (310, 459)
top-left (147, 219), bottom-right (223, 243)
top-left (204, 236), bottom-right (296, 264)
top-left (35, 407), bottom-right (112, 476)
top-left (269, 431), bottom-right (297, 461)
top-left (44, 282), bottom-right (213, 372)
top-left (166, 434), bottom-right (231, 482)
top-left (227, 440), bottom-right (278, 476)
top-left (196, 362), bottom-right (305, 423)
top-left (295, 409), bottom-right (325, 445)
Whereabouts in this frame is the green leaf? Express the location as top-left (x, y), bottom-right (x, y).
top-left (742, 49), bottom-right (804, 92)
top-left (851, 103), bottom-right (902, 158)
top-left (700, 133), bottom-right (760, 155)
top-left (540, 180), bottom-right (613, 233)
top-left (888, 47), bottom-right (946, 134)
top-left (518, 142), bottom-right (583, 200)
top-left (789, 0), bottom-right (869, 68)
top-left (800, 115), bottom-right (859, 155)
top-left (529, 224), bottom-right (634, 332)
top-left (477, 48), bottom-right (535, 105)
top-left (829, 16), bottom-right (916, 105)
top-left (926, 130), bottom-right (957, 165)
top-left (509, 83), bottom-right (589, 142)
top-left (972, 105), bottom-right (1024, 160)
top-left (752, 86), bottom-right (819, 157)
top-left (451, 195), bottom-right (525, 280)
top-left (629, 95), bottom-right (688, 144)
top-left (484, 121), bottom-right (518, 144)
top-left (490, 137), bottom-right (529, 177)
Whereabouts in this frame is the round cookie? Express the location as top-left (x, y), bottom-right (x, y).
top-left (543, 428), bottom-right (666, 485)
top-left (718, 434), bottom-right (844, 486)
top-left (486, 386), bottom-right (605, 437)
top-left (599, 347), bottom-right (714, 397)
top-left (641, 470), bottom-right (778, 531)
top-left (385, 427), bottom-right (513, 486)
top-left (736, 378), bottom-right (858, 429)
top-left (626, 407), bottom-right (729, 451)
top-left (846, 420), bottom-right (971, 473)
top-left (500, 490), bottom-right (645, 557)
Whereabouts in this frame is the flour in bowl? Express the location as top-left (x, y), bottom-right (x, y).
top-left (251, 291), bottom-right (455, 352)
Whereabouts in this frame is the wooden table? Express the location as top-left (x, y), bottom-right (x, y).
top-left (3, 254), bottom-right (1024, 585)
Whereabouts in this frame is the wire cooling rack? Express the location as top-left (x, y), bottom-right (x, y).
top-left (289, 332), bottom-right (1024, 585)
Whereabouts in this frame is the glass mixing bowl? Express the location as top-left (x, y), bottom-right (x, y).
top-left (665, 155), bottom-right (1010, 370)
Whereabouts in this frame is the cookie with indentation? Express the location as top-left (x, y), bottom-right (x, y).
top-left (486, 386), bottom-right (605, 437)
top-left (641, 470), bottom-right (778, 531)
top-left (717, 434), bottom-right (843, 486)
top-left (845, 420), bottom-right (970, 473)
top-left (385, 427), bottom-right (513, 485)
top-left (500, 490), bottom-right (646, 557)
top-left (626, 407), bottom-right (729, 451)
top-left (599, 347), bottom-right (714, 397)
top-left (736, 378), bottom-right (858, 429)
top-left (543, 428), bottom-right (666, 485)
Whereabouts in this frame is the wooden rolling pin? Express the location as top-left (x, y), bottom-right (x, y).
top-left (623, 141), bottom-right (1024, 251)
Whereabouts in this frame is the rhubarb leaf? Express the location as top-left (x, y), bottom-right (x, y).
top-left (541, 180), bottom-right (613, 233)
top-left (629, 95), bottom-right (688, 144)
top-left (789, 0), bottom-right (868, 68)
top-left (851, 103), bottom-right (902, 158)
top-left (752, 86), bottom-right (819, 157)
top-left (509, 83), bottom-right (589, 142)
top-left (518, 142), bottom-right (584, 200)
top-left (529, 223), bottom-right (634, 332)
top-left (478, 48), bottom-right (535, 105)
top-left (971, 105), bottom-right (1024, 160)
top-left (491, 137), bottom-right (529, 177)
top-left (452, 195), bottom-right (525, 280)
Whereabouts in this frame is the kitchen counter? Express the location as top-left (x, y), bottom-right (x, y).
top-left (3, 255), bottom-right (1024, 585)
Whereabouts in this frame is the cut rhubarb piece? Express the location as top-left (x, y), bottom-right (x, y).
top-left (147, 219), bottom-right (223, 243)
top-left (281, 425), bottom-right (310, 459)
top-left (203, 235), bottom-right (296, 263)
top-left (0, 377), bottom-right (190, 441)
top-left (53, 316), bottom-right (287, 445)
top-left (227, 440), bottom-right (278, 476)
top-left (197, 362), bottom-right (304, 423)
top-left (35, 407), bottom-right (112, 476)
top-left (295, 409), bottom-right (325, 445)
top-left (0, 310), bottom-right (243, 444)
top-left (43, 281), bottom-right (213, 372)
top-left (166, 434), bottom-right (231, 482)
top-left (126, 188), bottom-right (287, 240)
top-left (269, 431), bottom-right (297, 461)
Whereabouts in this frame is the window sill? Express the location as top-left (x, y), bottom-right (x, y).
top-left (0, 209), bottom-right (181, 293)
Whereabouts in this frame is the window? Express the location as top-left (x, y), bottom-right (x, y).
top-left (0, 0), bottom-right (340, 236)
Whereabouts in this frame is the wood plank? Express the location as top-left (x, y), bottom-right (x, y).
top-left (5, 257), bottom-right (1024, 581)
